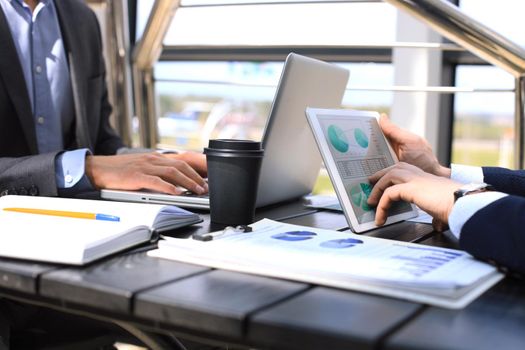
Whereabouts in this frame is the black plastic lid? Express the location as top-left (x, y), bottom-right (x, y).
top-left (207, 139), bottom-right (261, 151)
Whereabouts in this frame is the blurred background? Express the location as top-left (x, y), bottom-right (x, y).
top-left (89, 0), bottom-right (525, 194)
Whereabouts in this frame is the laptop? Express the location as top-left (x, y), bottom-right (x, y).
top-left (101, 53), bottom-right (349, 209)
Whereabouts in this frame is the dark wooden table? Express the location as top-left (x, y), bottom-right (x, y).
top-left (0, 199), bottom-right (523, 350)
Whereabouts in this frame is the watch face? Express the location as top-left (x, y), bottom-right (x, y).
top-left (454, 183), bottom-right (491, 202)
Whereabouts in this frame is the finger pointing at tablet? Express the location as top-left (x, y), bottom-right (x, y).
top-left (368, 162), bottom-right (461, 228)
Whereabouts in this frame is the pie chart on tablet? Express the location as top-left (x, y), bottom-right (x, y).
top-left (327, 125), bottom-right (349, 153)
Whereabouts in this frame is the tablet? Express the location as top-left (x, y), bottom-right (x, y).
top-left (306, 108), bottom-right (417, 233)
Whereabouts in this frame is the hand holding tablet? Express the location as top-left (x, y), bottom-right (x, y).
top-left (306, 108), bottom-right (418, 233)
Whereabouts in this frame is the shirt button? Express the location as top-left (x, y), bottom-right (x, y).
top-left (65, 175), bottom-right (73, 184)
top-left (37, 116), bottom-right (45, 124)
top-left (35, 65), bottom-right (42, 74)
top-left (29, 185), bottom-right (39, 196)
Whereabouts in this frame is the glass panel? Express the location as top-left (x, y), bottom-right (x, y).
top-left (460, 0), bottom-right (525, 46)
top-left (135, 1), bottom-right (396, 195)
top-left (163, 3), bottom-right (396, 46)
top-left (137, 1), bottom-right (395, 45)
top-left (152, 61), bottom-right (393, 194)
top-left (136, 0), bottom-right (155, 41)
top-left (153, 61), bottom-right (281, 150)
top-left (153, 61), bottom-right (392, 150)
top-left (452, 66), bottom-right (514, 167)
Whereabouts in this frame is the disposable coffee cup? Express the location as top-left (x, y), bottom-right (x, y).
top-left (204, 139), bottom-right (264, 225)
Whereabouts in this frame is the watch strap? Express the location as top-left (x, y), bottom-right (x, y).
top-left (453, 183), bottom-right (494, 202)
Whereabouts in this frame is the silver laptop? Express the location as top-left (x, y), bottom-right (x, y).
top-left (101, 53), bottom-right (349, 209)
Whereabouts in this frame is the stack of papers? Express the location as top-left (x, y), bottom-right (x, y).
top-left (149, 219), bottom-right (503, 309)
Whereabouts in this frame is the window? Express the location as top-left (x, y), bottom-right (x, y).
top-left (135, 1), bottom-right (397, 193)
top-left (452, 66), bottom-right (514, 167)
top-left (136, 1), bottom-right (397, 148)
top-left (137, 1), bottom-right (396, 45)
top-left (451, 0), bottom-right (525, 168)
top-left (153, 61), bottom-right (393, 151)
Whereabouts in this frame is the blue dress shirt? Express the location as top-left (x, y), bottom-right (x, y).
top-left (0, 0), bottom-right (92, 192)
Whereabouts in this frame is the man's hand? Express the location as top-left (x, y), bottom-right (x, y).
top-left (368, 162), bottom-right (462, 231)
top-left (380, 114), bottom-right (451, 178)
top-left (165, 151), bottom-right (207, 177)
top-left (85, 153), bottom-right (208, 195)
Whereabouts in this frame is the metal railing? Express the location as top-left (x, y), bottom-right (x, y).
top-left (159, 43), bottom-right (463, 62)
top-left (106, 0), bottom-right (134, 147)
top-left (153, 76), bottom-right (513, 94)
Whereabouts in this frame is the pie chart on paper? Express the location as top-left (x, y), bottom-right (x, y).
top-left (272, 231), bottom-right (317, 242)
top-left (320, 238), bottom-right (364, 249)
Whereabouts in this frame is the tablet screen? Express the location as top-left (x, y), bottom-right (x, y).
top-left (306, 108), bottom-right (416, 232)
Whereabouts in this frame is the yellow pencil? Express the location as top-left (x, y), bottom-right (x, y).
top-left (3, 207), bottom-right (120, 222)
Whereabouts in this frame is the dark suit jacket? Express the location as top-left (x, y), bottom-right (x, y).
top-left (460, 166), bottom-right (525, 274)
top-left (0, 0), bottom-right (123, 197)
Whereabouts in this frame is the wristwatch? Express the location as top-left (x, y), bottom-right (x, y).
top-left (453, 182), bottom-right (494, 202)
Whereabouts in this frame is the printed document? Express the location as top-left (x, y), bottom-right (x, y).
top-left (149, 219), bottom-right (503, 309)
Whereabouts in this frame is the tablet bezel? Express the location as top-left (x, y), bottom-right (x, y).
top-left (306, 108), bottom-right (418, 233)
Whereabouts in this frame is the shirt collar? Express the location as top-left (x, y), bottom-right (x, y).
top-left (9, 0), bottom-right (52, 9)
top-left (7, 0), bottom-right (53, 19)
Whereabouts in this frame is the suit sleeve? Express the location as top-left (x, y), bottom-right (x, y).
top-left (0, 153), bottom-right (61, 197)
top-left (460, 195), bottom-right (525, 274)
top-left (483, 166), bottom-right (525, 196)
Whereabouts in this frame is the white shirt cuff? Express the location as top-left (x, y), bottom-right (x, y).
top-left (448, 191), bottom-right (508, 239)
top-left (55, 149), bottom-right (90, 188)
top-left (450, 163), bottom-right (484, 184)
